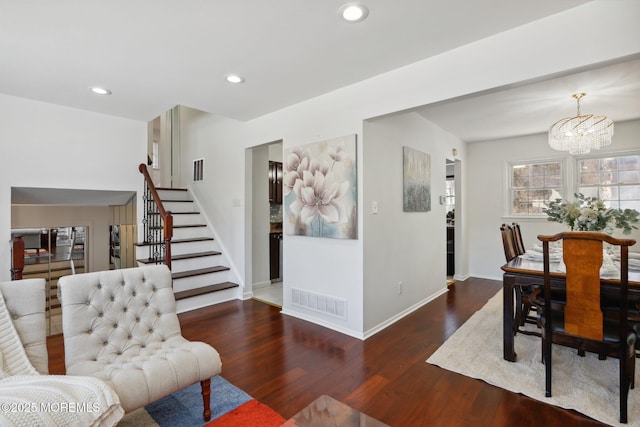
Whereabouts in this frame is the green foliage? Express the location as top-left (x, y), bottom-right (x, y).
top-left (543, 193), bottom-right (639, 235)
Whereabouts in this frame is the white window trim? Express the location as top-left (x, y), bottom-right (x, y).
top-left (503, 156), bottom-right (567, 219)
top-left (574, 149), bottom-right (640, 207)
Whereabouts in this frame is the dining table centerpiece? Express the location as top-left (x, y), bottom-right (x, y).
top-left (543, 193), bottom-right (639, 234)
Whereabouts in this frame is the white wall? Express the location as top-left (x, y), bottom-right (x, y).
top-left (176, 1), bottom-right (640, 338)
top-left (467, 119), bottom-right (640, 281)
top-left (251, 144), bottom-right (270, 288)
top-left (177, 107), bottom-right (248, 288)
top-left (363, 112), bottom-right (465, 334)
top-left (0, 93), bottom-right (146, 281)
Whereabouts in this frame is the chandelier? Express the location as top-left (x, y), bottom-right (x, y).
top-left (548, 92), bottom-right (614, 155)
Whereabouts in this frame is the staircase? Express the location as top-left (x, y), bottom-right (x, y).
top-left (136, 187), bottom-right (240, 313)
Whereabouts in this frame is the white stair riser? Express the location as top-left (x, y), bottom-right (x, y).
top-left (170, 240), bottom-right (214, 256)
top-left (176, 287), bottom-right (240, 314)
top-left (172, 227), bottom-right (211, 240)
top-left (171, 256), bottom-right (222, 272)
top-left (173, 271), bottom-right (231, 291)
top-left (163, 201), bottom-right (197, 213)
top-left (171, 214), bottom-right (204, 226)
top-left (156, 189), bottom-right (190, 201)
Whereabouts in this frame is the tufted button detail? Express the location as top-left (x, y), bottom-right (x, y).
top-left (132, 291), bottom-right (136, 297)
top-left (148, 328), bottom-right (153, 333)
top-left (123, 307), bottom-right (128, 312)
top-left (87, 329), bottom-right (92, 334)
top-left (128, 335), bottom-right (132, 340)
top-left (103, 341), bottom-right (108, 346)
top-left (12, 314), bottom-right (18, 320)
top-left (97, 284), bottom-right (102, 289)
top-left (113, 323), bottom-right (118, 328)
top-left (117, 351), bottom-right (122, 355)
top-left (135, 317), bottom-right (140, 322)
top-left (121, 281), bottom-right (125, 286)
top-left (86, 301), bottom-right (90, 305)
top-left (145, 302), bottom-right (149, 307)
top-left (110, 296), bottom-right (115, 302)
top-left (99, 312), bottom-right (104, 317)
top-left (152, 287), bottom-right (156, 292)
top-left (141, 344), bottom-right (146, 348)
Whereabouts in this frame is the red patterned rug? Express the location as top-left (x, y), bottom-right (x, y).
top-left (204, 399), bottom-right (285, 427)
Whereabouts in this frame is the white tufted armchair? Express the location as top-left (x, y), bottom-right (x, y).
top-left (58, 265), bottom-right (222, 421)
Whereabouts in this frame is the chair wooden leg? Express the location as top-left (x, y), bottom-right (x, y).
top-left (201, 378), bottom-right (211, 421)
top-left (620, 356), bottom-right (628, 424)
top-left (543, 335), bottom-right (552, 398)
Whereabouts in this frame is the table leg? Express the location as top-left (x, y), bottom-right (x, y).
top-left (503, 273), bottom-right (516, 362)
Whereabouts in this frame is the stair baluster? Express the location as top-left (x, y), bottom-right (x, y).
top-left (139, 164), bottom-right (173, 270)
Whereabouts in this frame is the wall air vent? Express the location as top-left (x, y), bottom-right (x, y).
top-left (291, 288), bottom-right (347, 320)
top-left (193, 158), bottom-right (204, 182)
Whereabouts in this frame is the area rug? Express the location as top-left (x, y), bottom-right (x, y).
top-left (427, 290), bottom-right (639, 426)
top-left (117, 376), bottom-right (284, 427)
top-left (204, 399), bottom-right (285, 427)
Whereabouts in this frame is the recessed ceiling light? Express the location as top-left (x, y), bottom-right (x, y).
top-left (90, 87), bottom-right (112, 95)
top-left (225, 74), bottom-right (245, 84)
top-left (339, 3), bottom-right (369, 23)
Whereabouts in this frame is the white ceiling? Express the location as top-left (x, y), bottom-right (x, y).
top-left (1, 1), bottom-right (638, 145)
top-left (416, 57), bottom-right (640, 142)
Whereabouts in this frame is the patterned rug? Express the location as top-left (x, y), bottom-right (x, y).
top-left (118, 376), bottom-right (283, 427)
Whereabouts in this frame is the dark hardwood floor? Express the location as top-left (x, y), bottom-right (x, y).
top-left (47, 277), bottom-right (605, 426)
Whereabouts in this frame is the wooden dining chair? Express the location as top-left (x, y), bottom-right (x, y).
top-left (511, 222), bottom-right (538, 329)
top-left (537, 231), bottom-right (636, 424)
top-left (511, 222), bottom-right (526, 255)
top-left (500, 224), bottom-right (518, 262)
top-left (501, 224), bottom-right (531, 335)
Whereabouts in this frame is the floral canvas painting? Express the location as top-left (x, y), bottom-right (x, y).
top-left (403, 146), bottom-right (431, 212)
top-left (283, 134), bottom-right (357, 239)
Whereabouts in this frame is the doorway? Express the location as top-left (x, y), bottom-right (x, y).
top-left (445, 160), bottom-right (455, 285)
top-left (249, 141), bottom-right (284, 307)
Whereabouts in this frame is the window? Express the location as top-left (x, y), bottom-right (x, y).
top-left (577, 153), bottom-right (640, 211)
top-left (509, 160), bottom-right (563, 216)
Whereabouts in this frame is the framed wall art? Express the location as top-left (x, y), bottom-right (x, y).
top-left (283, 134), bottom-right (357, 239)
top-left (403, 146), bottom-right (431, 212)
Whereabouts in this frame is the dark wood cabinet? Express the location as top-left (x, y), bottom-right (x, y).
top-left (447, 226), bottom-right (454, 276)
top-left (269, 161), bottom-right (283, 204)
top-left (269, 232), bottom-right (282, 280)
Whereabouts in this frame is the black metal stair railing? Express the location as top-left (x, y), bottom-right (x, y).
top-left (139, 164), bottom-right (173, 270)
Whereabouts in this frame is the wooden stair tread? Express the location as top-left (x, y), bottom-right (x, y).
top-left (174, 282), bottom-right (239, 301)
top-left (149, 224), bottom-right (206, 229)
top-left (137, 251), bottom-right (221, 264)
top-left (147, 211), bottom-right (200, 215)
top-left (172, 266), bottom-right (230, 279)
top-left (135, 237), bottom-right (215, 247)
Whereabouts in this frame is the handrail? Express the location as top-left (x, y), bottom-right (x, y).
top-left (11, 236), bottom-right (25, 280)
top-left (139, 163), bottom-right (173, 269)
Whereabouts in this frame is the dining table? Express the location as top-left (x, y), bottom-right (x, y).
top-left (501, 250), bottom-right (640, 362)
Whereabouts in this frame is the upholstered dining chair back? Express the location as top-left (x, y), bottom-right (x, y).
top-left (0, 278), bottom-right (48, 374)
top-left (538, 231), bottom-right (636, 423)
top-left (58, 265), bottom-right (222, 421)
